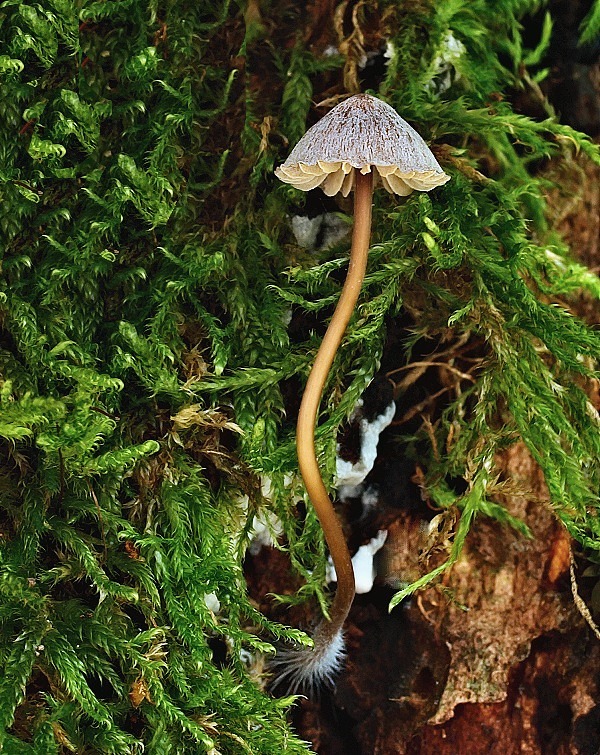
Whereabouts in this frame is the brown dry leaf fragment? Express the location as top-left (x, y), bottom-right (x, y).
top-left (419, 510), bottom-right (458, 564)
top-left (195, 712), bottom-right (219, 738)
top-left (129, 676), bottom-right (152, 708)
top-left (171, 405), bottom-right (243, 434)
top-left (380, 513), bottom-right (429, 588)
top-left (334, 0), bottom-right (367, 94)
top-left (51, 722), bottom-right (78, 751)
top-left (380, 510), bottom-right (458, 591)
top-left (258, 115), bottom-right (273, 156)
top-left (244, 0), bottom-right (265, 38)
top-left (181, 346), bottom-right (208, 385)
top-left (545, 526), bottom-right (571, 583)
top-left (124, 540), bottom-right (141, 560)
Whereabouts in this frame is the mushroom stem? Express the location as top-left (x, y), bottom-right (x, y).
top-left (296, 169), bottom-right (374, 639)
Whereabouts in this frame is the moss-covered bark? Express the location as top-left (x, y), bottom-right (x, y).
top-left (0, 0), bottom-right (599, 752)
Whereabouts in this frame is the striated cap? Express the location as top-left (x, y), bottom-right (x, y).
top-left (275, 94), bottom-right (450, 197)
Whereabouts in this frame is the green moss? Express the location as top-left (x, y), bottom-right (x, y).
top-left (0, 0), bottom-right (598, 750)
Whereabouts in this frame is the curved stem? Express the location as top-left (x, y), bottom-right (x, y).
top-left (296, 170), bottom-right (374, 638)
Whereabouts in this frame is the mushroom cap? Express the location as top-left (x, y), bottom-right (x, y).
top-left (275, 94), bottom-right (450, 197)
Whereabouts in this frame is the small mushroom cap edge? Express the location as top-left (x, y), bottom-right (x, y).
top-left (275, 94), bottom-right (450, 197)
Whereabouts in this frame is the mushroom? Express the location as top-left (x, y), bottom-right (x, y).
top-left (273, 93), bottom-right (450, 692)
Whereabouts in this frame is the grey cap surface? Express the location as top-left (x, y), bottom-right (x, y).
top-left (275, 94), bottom-right (450, 196)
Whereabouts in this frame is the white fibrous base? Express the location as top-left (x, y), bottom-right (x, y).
top-left (270, 626), bottom-right (346, 696)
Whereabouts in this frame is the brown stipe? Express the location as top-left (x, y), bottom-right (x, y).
top-left (273, 93), bottom-right (449, 692)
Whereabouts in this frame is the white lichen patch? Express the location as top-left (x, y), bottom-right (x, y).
top-left (425, 31), bottom-right (466, 95)
top-left (320, 212), bottom-right (352, 249)
top-left (336, 400), bottom-right (396, 490)
top-left (291, 214), bottom-right (322, 249)
top-left (248, 510), bottom-right (284, 555)
top-left (322, 44), bottom-right (339, 57)
top-left (291, 212), bottom-right (351, 251)
top-left (239, 475), bottom-right (287, 556)
top-left (203, 592), bottom-right (221, 614)
top-left (327, 530), bottom-right (388, 594)
top-left (359, 484), bottom-right (380, 518)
